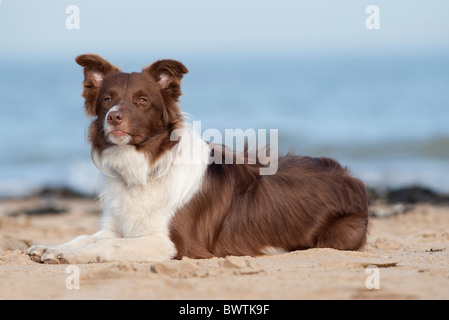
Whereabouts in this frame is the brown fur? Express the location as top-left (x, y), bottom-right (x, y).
top-left (170, 151), bottom-right (368, 258)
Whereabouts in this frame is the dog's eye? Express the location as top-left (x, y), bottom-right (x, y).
top-left (137, 97), bottom-right (150, 107)
top-left (104, 97), bottom-right (112, 103)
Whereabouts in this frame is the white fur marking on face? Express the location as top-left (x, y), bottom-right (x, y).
top-left (108, 134), bottom-right (131, 145)
top-left (108, 105), bottom-right (120, 112)
top-left (104, 105), bottom-right (131, 145)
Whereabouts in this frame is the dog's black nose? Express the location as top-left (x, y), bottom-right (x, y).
top-left (107, 111), bottom-right (124, 126)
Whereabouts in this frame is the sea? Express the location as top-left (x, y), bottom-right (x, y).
top-left (1, 52), bottom-right (448, 198)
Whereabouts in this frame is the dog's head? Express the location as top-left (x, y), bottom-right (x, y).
top-left (75, 54), bottom-right (188, 149)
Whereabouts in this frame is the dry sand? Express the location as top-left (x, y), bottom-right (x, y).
top-left (0, 196), bottom-right (448, 300)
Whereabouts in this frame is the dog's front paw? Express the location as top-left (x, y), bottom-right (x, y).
top-left (41, 250), bottom-right (71, 264)
top-left (27, 245), bottom-right (50, 263)
top-left (27, 245), bottom-right (71, 264)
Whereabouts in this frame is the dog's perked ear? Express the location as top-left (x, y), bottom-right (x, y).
top-left (143, 59), bottom-right (188, 101)
top-left (75, 54), bottom-right (120, 116)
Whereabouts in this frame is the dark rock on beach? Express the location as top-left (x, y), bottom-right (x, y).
top-left (368, 185), bottom-right (449, 205)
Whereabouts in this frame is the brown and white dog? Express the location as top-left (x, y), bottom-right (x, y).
top-left (28, 54), bottom-right (368, 264)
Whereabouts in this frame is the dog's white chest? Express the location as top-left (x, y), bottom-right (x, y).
top-left (102, 177), bottom-right (173, 238)
top-left (96, 127), bottom-right (210, 238)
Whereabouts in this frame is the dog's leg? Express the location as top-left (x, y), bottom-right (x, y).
top-left (315, 214), bottom-right (368, 250)
top-left (35, 233), bottom-right (176, 264)
top-left (27, 229), bottom-right (117, 263)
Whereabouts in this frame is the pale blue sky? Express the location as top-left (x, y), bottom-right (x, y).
top-left (0, 0), bottom-right (448, 61)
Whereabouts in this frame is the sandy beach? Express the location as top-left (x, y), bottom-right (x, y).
top-left (0, 192), bottom-right (448, 300)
